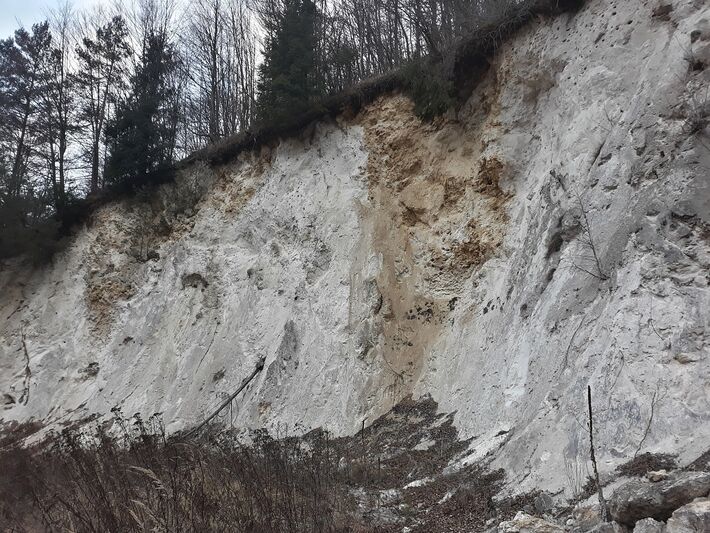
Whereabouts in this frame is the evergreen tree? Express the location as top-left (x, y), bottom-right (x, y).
top-left (104, 31), bottom-right (179, 188)
top-left (0, 23), bottom-right (53, 199)
top-left (0, 23), bottom-right (58, 259)
top-left (257, 0), bottom-right (319, 123)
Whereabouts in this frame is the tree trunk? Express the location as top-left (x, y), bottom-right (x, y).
top-left (90, 141), bottom-right (100, 193)
top-left (10, 98), bottom-right (32, 197)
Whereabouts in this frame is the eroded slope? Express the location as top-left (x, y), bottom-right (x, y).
top-left (1, 0), bottom-right (710, 499)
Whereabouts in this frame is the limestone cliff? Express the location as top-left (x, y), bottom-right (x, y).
top-left (2, 0), bottom-right (709, 498)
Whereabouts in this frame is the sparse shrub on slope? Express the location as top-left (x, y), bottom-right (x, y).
top-left (0, 420), bottom-right (352, 532)
top-left (0, 398), bottom-right (540, 532)
top-left (0, 195), bottom-right (61, 263)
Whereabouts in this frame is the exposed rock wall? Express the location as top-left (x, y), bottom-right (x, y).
top-left (2, 0), bottom-right (709, 497)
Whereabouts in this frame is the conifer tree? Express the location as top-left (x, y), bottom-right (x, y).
top-left (104, 31), bottom-right (179, 188)
top-left (39, 5), bottom-right (76, 212)
top-left (257, 0), bottom-right (319, 123)
top-left (0, 23), bottom-right (53, 199)
top-left (0, 23), bottom-right (57, 259)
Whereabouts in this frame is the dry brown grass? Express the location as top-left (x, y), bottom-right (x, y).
top-left (0, 398), bottom-right (537, 533)
top-left (1, 418), bottom-right (355, 532)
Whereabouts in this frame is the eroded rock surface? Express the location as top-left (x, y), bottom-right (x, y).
top-left (588, 522), bottom-right (628, 533)
top-left (1, 0), bottom-right (709, 499)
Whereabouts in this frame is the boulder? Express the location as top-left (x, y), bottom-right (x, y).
top-left (572, 503), bottom-right (602, 531)
top-left (609, 472), bottom-right (710, 527)
top-left (665, 497), bottom-right (710, 533)
top-left (534, 492), bottom-right (555, 514)
top-left (632, 519), bottom-right (665, 533)
top-left (497, 511), bottom-right (565, 532)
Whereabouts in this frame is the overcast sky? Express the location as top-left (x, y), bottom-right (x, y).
top-left (1, 0), bottom-right (100, 38)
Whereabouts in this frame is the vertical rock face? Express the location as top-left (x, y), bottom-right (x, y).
top-left (1, 0), bottom-right (709, 496)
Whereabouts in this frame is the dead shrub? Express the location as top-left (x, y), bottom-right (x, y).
top-left (616, 453), bottom-right (678, 477)
top-left (0, 397), bottom-right (546, 532)
top-left (0, 419), bottom-right (355, 532)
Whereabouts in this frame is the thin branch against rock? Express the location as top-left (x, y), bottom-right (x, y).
top-left (563, 316), bottom-right (586, 371)
top-left (574, 190), bottom-right (608, 281)
top-left (549, 170), bottom-right (608, 281)
top-left (183, 356), bottom-right (266, 439)
top-left (382, 352), bottom-right (406, 382)
top-left (634, 389), bottom-right (658, 460)
top-left (634, 382), bottom-right (666, 459)
top-left (195, 321), bottom-right (220, 372)
top-left (19, 326), bottom-right (32, 406)
top-left (587, 385), bottom-right (609, 522)
top-left (562, 301), bottom-right (605, 373)
top-left (606, 351), bottom-right (625, 410)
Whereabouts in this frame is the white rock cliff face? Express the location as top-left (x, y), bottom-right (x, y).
top-left (2, 0), bottom-right (709, 496)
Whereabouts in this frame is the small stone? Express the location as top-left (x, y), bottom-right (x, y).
top-left (632, 518), bottom-right (665, 533)
top-left (497, 511), bottom-right (564, 532)
top-left (647, 470), bottom-right (670, 482)
top-left (574, 503), bottom-right (602, 531)
top-left (587, 522), bottom-right (629, 533)
top-left (378, 488), bottom-right (401, 505)
top-left (674, 353), bottom-right (700, 365)
top-left (534, 492), bottom-right (555, 514)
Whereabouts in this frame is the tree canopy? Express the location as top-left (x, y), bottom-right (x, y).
top-left (105, 31), bottom-right (179, 188)
top-left (0, 0), bottom-right (538, 260)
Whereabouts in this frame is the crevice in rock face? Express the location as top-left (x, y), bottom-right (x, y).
top-left (181, 273), bottom-right (209, 290)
